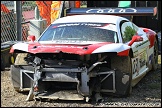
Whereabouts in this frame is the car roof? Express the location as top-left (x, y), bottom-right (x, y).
top-left (52, 14), bottom-right (129, 24)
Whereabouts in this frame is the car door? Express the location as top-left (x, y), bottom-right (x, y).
top-left (119, 20), bottom-right (150, 80)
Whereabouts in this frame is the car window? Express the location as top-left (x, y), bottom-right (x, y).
top-left (39, 23), bottom-right (118, 43)
top-left (132, 23), bottom-right (139, 32)
top-left (120, 21), bottom-right (137, 43)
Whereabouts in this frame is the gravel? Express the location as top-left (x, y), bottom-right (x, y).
top-left (1, 56), bottom-right (161, 107)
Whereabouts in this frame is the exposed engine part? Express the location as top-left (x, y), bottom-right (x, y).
top-left (33, 56), bottom-right (42, 66)
top-left (15, 52), bottom-right (128, 102)
top-left (88, 61), bottom-right (107, 72)
top-left (33, 65), bottom-right (43, 93)
top-left (95, 93), bottom-right (103, 103)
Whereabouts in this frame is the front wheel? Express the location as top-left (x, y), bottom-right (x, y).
top-left (101, 54), bottom-right (133, 97)
top-left (1, 55), bottom-right (5, 71)
top-left (11, 53), bottom-right (33, 92)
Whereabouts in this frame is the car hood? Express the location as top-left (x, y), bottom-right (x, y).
top-left (11, 42), bottom-right (130, 55)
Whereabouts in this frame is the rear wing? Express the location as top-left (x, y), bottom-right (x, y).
top-left (65, 7), bottom-right (157, 16)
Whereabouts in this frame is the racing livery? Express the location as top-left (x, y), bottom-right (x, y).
top-left (10, 7), bottom-right (159, 102)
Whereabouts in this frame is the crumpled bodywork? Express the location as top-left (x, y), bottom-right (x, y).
top-left (10, 42), bottom-right (130, 56)
top-left (10, 41), bottom-right (132, 102)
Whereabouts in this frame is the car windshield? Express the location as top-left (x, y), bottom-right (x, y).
top-left (39, 23), bottom-right (118, 43)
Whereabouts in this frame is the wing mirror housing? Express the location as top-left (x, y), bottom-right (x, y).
top-left (128, 35), bottom-right (143, 46)
top-left (27, 35), bottom-right (36, 42)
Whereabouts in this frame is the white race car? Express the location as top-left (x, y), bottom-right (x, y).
top-left (10, 7), bottom-right (159, 102)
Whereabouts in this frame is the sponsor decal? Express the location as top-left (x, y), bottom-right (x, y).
top-left (139, 51), bottom-right (146, 68)
top-left (54, 23), bottom-right (103, 28)
top-left (86, 8), bottom-right (137, 13)
top-left (52, 23), bottom-right (115, 28)
top-left (55, 40), bottom-right (84, 43)
top-left (136, 40), bottom-right (149, 48)
top-left (132, 50), bottom-right (147, 75)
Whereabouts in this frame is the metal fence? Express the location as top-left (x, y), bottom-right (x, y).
top-left (21, 1), bottom-right (36, 41)
top-left (1, 1), bottom-right (16, 43)
top-left (1, 1), bottom-right (90, 43)
top-left (1, 1), bottom-right (36, 43)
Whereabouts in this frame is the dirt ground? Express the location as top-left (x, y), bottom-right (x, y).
top-left (1, 55), bottom-right (161, 107)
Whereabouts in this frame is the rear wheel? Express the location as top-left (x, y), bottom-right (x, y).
top-left (152, 38), bottom-right (158, 70)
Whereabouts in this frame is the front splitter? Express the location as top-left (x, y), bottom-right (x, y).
top-left (35, 90), bottom-right (84, 101)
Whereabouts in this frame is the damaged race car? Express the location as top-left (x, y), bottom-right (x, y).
top-left (10, 7), bottom-right (159, 102)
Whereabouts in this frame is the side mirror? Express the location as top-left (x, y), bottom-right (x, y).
top-left (128, 35), bottom-right (143, 46)
top-left (27, 35), bottom-right (36, 42)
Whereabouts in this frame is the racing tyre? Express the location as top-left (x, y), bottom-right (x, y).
top-left (11, 53), bottom-right (33, 92)
top-left (9, 53), bottom-right (17, 65)
top-left (101, 54), bottom-right (133, 97)
top-left (1, 55), bottom-right (5, 71)
top-left (152, 38), bottom-right (158, 70)
top-left (118, 55), bottom-right (133, 97)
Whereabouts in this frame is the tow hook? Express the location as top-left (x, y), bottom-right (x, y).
top-left (85, 97), bottom-right (91, 102)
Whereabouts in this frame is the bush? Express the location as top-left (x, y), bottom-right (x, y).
top-left (123, 26), bottom-right (136, 41)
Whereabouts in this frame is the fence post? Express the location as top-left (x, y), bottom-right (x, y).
top-left (16, 1), bottom-right (22, 41)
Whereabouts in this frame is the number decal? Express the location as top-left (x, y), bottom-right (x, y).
top-left (132, 58), bottom-right (139, 74)
top-left (132, 51), bottom-right (147, 76)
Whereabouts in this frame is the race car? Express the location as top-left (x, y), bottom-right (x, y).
top-left (10, 7), bottom-right (159, 102)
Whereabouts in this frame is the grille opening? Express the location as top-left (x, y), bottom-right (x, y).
top-left (38, 81), bottom-right (78, 92)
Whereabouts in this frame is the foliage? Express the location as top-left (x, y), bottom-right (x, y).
top-left (123, 26), bottom-right (136, 41)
